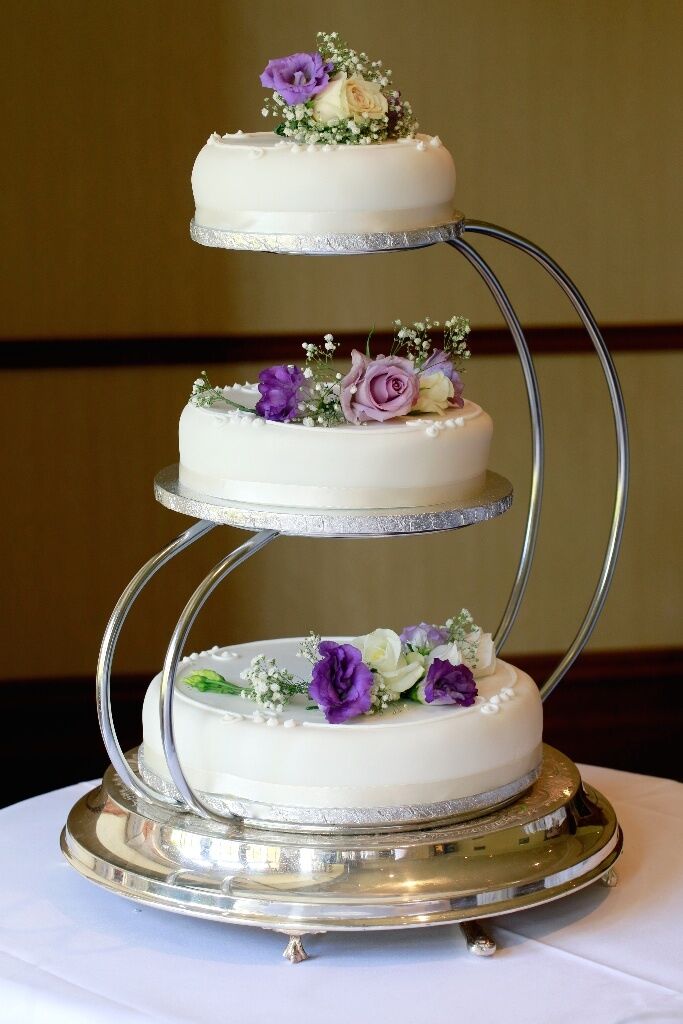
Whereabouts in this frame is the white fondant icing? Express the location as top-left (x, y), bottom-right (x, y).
top-left (192, 131), bottom-right (456, 235)
top-left (179, 390), bottom-right (492, 510)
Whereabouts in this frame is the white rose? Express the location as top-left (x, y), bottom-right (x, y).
top-left (351, 628), bottom-right (402, 675)
top-left (463, 628), bottom-right (497, 678)
top-left (381, 655), bottom-right (425, 695)
top-left (312, 73), bottom-right (350, 124)
top-left (427, 642), bottom-right (463, 667)
top-left (414, 371), bottom-right (455, 415)
top-left (345, 74), bottom-right (388, 121)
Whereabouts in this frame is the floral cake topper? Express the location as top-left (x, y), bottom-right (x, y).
top-left (259, 31), bottom-right (417, 146)
top-left (191, 314), bottom-right (471, 427)
top-left (183, 610), bottom-right (496, 724)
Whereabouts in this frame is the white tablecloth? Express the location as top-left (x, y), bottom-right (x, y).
top-left (1, 765), bottom-right (682, 1024)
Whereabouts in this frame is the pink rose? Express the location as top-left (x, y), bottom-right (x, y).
top-left (341, 351), bottom-right (419, 424)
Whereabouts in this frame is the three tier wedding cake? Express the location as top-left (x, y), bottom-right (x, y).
top-left (140, 32), bottom-right (544, 828)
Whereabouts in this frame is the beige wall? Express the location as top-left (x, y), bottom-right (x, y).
top-left (3, 0), bottom-right (683, 337)
top-left (2, 2), bottom-right (682, 679)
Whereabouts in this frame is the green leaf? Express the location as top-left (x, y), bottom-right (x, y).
top-left (365, 326), bottom-right (375, 357)
top-left (183, 670), bottom-right (243, 695)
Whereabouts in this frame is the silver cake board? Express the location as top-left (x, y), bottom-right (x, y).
top-left (61, 745), bottom-right (622, 961)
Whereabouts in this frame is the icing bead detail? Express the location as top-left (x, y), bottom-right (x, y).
top-left (429, 135), bottom-right (442, 148)
top-left (480, 703), bottom-right (500, 715)
top-left (455, 416), bottom-right (465, 427)
top-left (283, 719), bottom-right (297, 728)
top-left (266, 717), bottom-right (278, 728)
top-left (501, 687), bottom-right (516, 698)
top-left (248, 148), bottom-right (264, 160)
top-left (251, 712), bottom-right (265, 724)
top-left (426, 425), bottom-right (439, 438)
top-left (416, 140), bottom-right (426, 152)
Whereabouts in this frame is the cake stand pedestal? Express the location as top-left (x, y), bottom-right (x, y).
top-left (61, 214), bottom-right (629, 959)
top-left (61, 745), bottom-right (622, 961)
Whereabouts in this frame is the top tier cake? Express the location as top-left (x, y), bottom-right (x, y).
top-left (191, 31), bottom-right (456, 238)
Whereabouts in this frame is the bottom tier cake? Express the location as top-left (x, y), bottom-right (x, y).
top-left (140, 635), bottom-right (543, 827)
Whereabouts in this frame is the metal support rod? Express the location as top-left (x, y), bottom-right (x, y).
top-left (159, 529), bottom-right (279, 819)
top-left (462, 221), bottom-right (629, 701)
top-left (96, 519), bottom-right (216, 803)
top-left (448, 238), bottom-right (544, 654)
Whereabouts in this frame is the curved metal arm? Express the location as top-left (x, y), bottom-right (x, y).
top-left (447, 238), bottom-right (544, 654)
top-left (159, 529), bottom-right (279, 819)
top-left (462, 221), bottom-right (629, 701)
top-left (96, 519), bottom-right (216, 803)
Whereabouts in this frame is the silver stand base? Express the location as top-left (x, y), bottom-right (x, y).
top-left (61, 746), bottom-right (621, 960)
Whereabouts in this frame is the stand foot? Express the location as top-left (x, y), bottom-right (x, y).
top-left (282, 935), bottom-right (309, 964)
top-left (600, 867), bottom-right (618, 887)
top-left (460, 920), bottom-right (497, 956)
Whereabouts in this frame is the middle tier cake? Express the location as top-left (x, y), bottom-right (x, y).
top-left (179, 315), bottom-right (494, 511)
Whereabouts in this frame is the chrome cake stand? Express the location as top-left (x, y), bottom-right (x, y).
top-left (61, 215), bottom-right (629, 961)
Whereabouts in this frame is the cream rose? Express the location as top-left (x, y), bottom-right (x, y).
top-left (312, 72), bottom-right (388, 125)
top-left (414, 371), bottom-right (455, 415)
top-left (345, 74), bottom-right (388, 120)
top-left (463, 628), bottom-right (497, 678)
top-left (312, 73), bottom-right (350, 123)
top-left (381, 655), bottom-right (425, 695)
top-left (351, 628), bottom-right (402, 675)
top-left (427, 641), bottom-right (463, 668)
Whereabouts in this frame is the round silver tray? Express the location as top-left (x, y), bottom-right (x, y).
top-left (154, 466), bottom-right (513, 538)
top-left (190, 216), bottom-right (465, 255)
top-left (61, 745), bottom-right (622, 951)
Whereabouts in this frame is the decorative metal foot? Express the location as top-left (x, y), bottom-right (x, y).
top-left (460, 920), bottom-right (497, 956)
top-left (282, 935), bottom-right (309, 963)
top-left (600, 867), bottom-right (618, 887)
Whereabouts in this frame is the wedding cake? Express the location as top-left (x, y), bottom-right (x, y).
top-left (144, 34), bottom-right (544, 829)
top-left (140, 617), bottom-right (543, 827)
top-left (191, 31), bottom-right (456, 239)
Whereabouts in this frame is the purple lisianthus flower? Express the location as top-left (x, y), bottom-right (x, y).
top-left (260, 51), bottom-right (333, 106)
top-left (400, 622), bottom-right (450, 652)
top-left (255, 365), bottom-right (307, 422)
top-left (421, 349), bottom-right (464, 408)
top-left (423, 659), bottom-right (477, 706)
top-left (340, 350), bottom-right (419, 424)
top-left (309, 641), bottom-right (374, 724)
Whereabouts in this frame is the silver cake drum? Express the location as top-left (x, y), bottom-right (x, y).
top-left (63, 215), bottom-right (629, 960)
top-left (154, 465), bottom-right (513, 538)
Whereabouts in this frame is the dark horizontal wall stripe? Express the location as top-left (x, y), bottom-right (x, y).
top-left (1, 647), bottom-right (681, 807)
top-left (1, 324), bottom-right (681, 370)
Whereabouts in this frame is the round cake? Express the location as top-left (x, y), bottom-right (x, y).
top-left (192, 131), bottom-right (456, 237)
top-left (179, 384), bottom-right (492, 510)
top-left (140, 637), bottom-right (543, 827)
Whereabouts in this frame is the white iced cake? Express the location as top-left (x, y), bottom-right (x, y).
top-left (141, 637), bottom-right (542, 824)
top-left (192, 31), bottom-right (456, 240)
top-left (179, 384), bottom-right (492, 510)
top-left (192, 131), bottom-right (455, 237)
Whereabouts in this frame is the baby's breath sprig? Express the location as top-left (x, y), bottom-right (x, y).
top-left (189, 370), bottom-right (254, 413)
top-left (298, 333), bottom-right (345, 427)
top-left (445, 608), bottom-right (479, 666)
top-left (297, 632), bottom-right (323, 664)
top-left (390, 315), bottom-right (472, 372)
top-left (239, 655), bottom-right (310, 714)
top-left (368, 674), bottom-right (400, 714)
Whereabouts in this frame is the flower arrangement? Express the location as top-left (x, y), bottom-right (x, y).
top-left (190, 314), bottom-right (471, 427)
top-left (259, 31), bottom-right (417, 146)
top-left (183, 609), bottom-right (496, 724)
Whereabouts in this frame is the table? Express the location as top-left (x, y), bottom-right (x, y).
top-left (1, 765), bottom-right (682, 1024)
